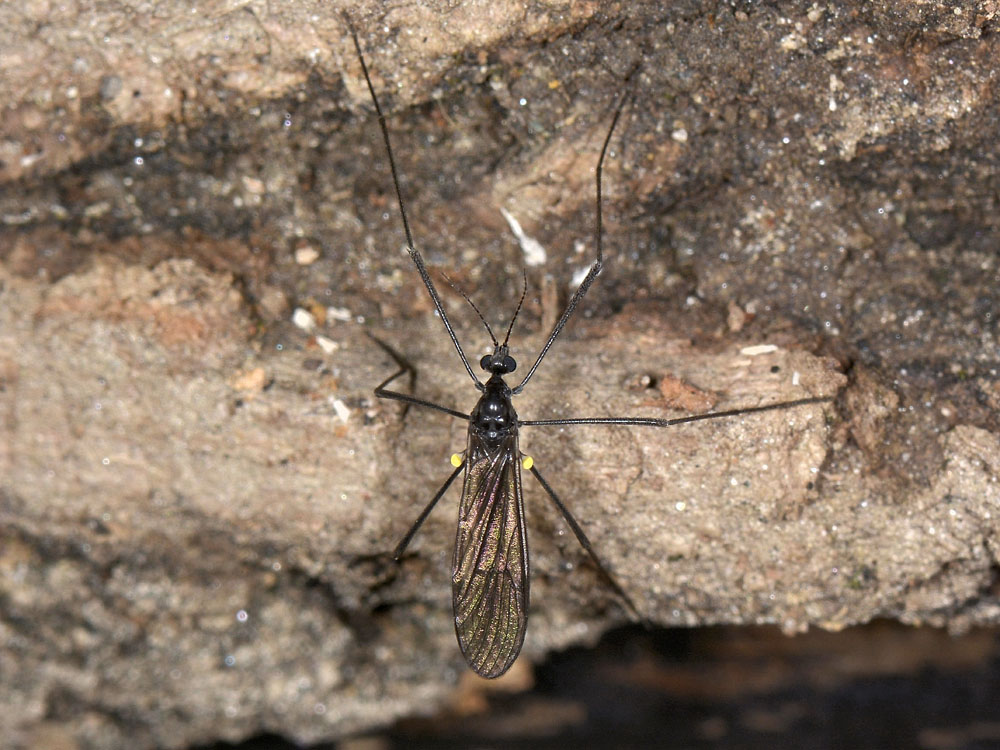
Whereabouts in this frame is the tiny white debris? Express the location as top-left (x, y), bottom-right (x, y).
top-left (242, 175), bottom-right (265, 194)
top-left (570, 264), bottom-right (590, 288)
top-left (327, 306), bottom-right (352, 322)
top-left (332, 398), bottom-right (350, 423)
top-left (671, 128), bottom-right (688, 143)
top-left (740, 344), bottom-right (778, 356)
top-left (295, 245), bottom-right (320, 265)
top-left (500, 207), bottom-right (547, 266)
top-left (316, 335), bottom-right (339, 354)
top-left (792, 370), bottom-right (801, 386)
top-left (292, 307), bottom-right (317, 331)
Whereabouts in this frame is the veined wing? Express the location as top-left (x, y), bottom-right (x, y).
top-left (452, 433), bottom-right (528, 678)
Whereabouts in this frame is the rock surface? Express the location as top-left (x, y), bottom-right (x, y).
top-left (1, 1), bottom-right (998, 748)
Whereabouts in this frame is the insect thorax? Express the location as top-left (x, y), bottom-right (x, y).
top-left (470, 375), bottom-right (518, 444)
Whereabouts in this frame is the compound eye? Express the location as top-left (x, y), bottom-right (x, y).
top-left (502, 356), bottom-right (517, 373)
top-left (479, 354), bottom-right (492, 371)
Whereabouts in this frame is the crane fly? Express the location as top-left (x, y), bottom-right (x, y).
top-left (347, 20), bottom-right (830, 678)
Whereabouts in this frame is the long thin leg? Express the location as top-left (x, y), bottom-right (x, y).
top-left (394, 460), bottom-right (466, 560)
top-left (528, 464), bottom-right (641, 620)
top-left (370, 334), bottom-right (470, 420)
top-left (369, 332), bottom-right (417, 418)
top-left (513, 75), bottom-right (635, 395)
top-left (346, 18), bottom-right (483, 391)
top-left (520, 395), bottom-right (831, 427)
top-left (374, 367), bottom-right (471, 420)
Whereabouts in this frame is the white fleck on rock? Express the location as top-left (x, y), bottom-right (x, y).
top-left (500, 207), bottom-right (547, 266)
top-left (740, 344), bottom-right (779, 356)
top-left (327, 306), bottom-right (352, 322)
top-left (331, 398), bottom-right (350, 423)
top-left (295, 246), bottom-right (320, 265)
top-left (316, 335), bottom-right (339, 354)
top-left (292, 307), bottom-right (317, 332)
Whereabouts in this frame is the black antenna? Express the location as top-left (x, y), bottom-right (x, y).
top-left (441, 271), bottom-right (500, 348)
top-left (502, 270), bottom-right (528, 348)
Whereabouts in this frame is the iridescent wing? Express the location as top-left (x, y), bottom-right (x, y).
top-left (451, 433), bottom-right (529, 678)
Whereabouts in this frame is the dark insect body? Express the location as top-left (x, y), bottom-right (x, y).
top-left (348, 21), bottom-right (829, 678)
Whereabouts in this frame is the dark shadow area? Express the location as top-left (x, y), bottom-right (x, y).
top-left (206, 621), bottom-right (1000, 750)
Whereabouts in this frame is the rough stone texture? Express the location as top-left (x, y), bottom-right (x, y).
top-left (1, 1), bottom-right (999, 748)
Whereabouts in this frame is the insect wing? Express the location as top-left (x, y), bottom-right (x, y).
top-left (452, 434), bottom-right (529, 678)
